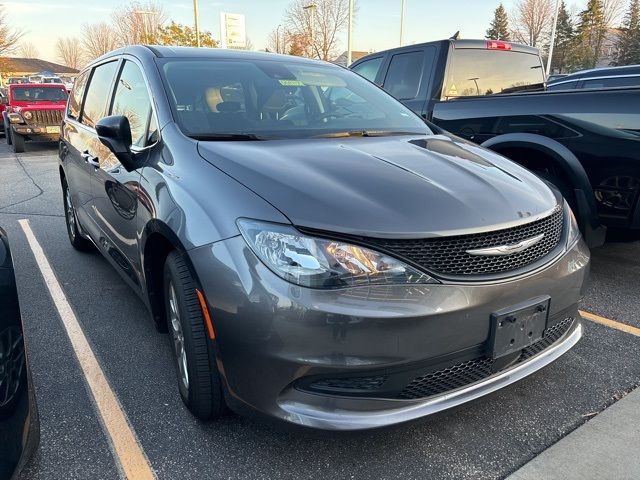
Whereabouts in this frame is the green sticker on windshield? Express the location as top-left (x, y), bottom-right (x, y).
top-left (278, 79), bottom-right (304, 86)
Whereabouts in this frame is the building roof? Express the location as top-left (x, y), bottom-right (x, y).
top-left (0, 57), bottom-right (79, 75)
top-left (333, 50), bottom-right (371, 67)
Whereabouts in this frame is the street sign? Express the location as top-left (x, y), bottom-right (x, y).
top-left (220, 12), bottom-right (246, 49)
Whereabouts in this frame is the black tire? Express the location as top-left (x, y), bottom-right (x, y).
top-left (5, 124), bottom-right (12, 145)
top-left (62, 181), bottom-right (94, 251)
top-left (163, 251), bottom-right (225, 420)
top-left (12, 132), bottom-right (24, 153)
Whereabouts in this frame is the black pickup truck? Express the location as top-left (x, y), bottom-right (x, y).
top-left (350, 39), bottom-right (640, 246)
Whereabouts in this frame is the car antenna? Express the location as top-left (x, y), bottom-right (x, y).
top-left (450, 31), bottom-right (460, 40)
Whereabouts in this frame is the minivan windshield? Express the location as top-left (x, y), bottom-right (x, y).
top-left (160, 58), bottom-right (430, 139)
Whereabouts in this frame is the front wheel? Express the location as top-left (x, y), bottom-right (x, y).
top-left (5, 125), bottom-right (12, 145)
top-left (12, 132), bottom-right (24, 153)
top-left (163, 251), bottom-right (225, 420)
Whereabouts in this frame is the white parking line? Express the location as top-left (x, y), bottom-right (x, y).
top-left (19, 219), bottom-right (155, 480)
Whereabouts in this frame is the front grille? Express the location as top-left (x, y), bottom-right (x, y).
top-left (31, 109), bottom-right (63, 125)
top-left (368, 206), bottom-right (564, 277)
top-left (398, 317), bottom-right (575, 400)
top-left (310, 375), bottom-right (388, 392)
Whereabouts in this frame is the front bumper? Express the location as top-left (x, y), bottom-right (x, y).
top-left (189, 236), bottom-right (590, 430)
top-left (12, 124), bottom-right (59, 139)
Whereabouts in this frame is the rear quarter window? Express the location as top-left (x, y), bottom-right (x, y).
top-left (81, 61), bottom-right (119, 128)
top-left (67, 70), bottom-right (90, 120)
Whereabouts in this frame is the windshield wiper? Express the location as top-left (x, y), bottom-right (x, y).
top-left (188, 133), bottom-right (269, 141)
top-left (312, 130), bottom-right (426, 138)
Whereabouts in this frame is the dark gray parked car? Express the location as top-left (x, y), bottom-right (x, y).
top-left (59, 46), bottom-right (589, 430)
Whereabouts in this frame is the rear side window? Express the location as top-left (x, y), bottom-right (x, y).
top-left (67, 70), bottom-right (90, 120)
top-left (81, 61), bottom-right (118, 128)
top-left (110, 60), bottom-right (157, 147)
top-left (352, 57), bottom-right (383, 83)
top-left (383, 51), bottom-right (424, 100)
top-left (581, 76), bottom-right (640, 89)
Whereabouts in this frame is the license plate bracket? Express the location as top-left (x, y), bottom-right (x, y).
top-left (490, 296), bottom-right (550, 359)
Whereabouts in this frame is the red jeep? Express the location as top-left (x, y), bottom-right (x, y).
top-left (2, 83), bottom-right (68, 153)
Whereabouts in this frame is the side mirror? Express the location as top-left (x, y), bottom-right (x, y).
top-left (95, 115), bottom-right (138, 172)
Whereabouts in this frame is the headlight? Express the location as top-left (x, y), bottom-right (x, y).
top-left (238, 219), bottom-right (437, 289)
top-left (8, 112), bottom-right (23, 123)
top-left (564, 201), bottom-right (581, 247)
top-left (22, 111), bottom-right (33, 120)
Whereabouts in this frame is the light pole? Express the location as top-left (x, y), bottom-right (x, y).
top-left (303, 3), bottom-right (317, 58)
top-left (347, 0), bottom-right (354, 65)
top-left (399, 0), bottom-right (406, 46)
top-left (193, 0), bottom-right (201, 47)
top-left (276, 24), bottom-right (282, 53)
top-left (546, 0), bottom-right (561, 76)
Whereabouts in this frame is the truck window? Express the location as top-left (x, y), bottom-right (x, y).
top-left (383, 51), bottom-right (424, 100)
top-left (444, 49), bottom-right (544, 98)
top-left (352, 57), bottom-right (383, 83)
top-left (81, 61), bottom-right (119, 128)
top-left (581, 76), bottom-right (640, 89)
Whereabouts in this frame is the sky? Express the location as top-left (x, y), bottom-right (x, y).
top-left (5, 0), bottom-right (587, 64)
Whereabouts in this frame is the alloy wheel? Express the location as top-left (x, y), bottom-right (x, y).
top-left (65, 186), bottom-right (76, 241)
top-left (168, 283), bottom-right (189, 391)
top-left (0, 326), bottom-right (25, 408)
top-left (595, 175), bottom-right (640, 211)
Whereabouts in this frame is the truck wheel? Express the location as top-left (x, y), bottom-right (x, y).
top-left (62, 181), bottom-right (94, 251)
top-left (5, 126), bottom-right (11, 146)
top-left (12, 132), bottom-right (24, 153)
top-left (163, 251), bottom-right (226, 420)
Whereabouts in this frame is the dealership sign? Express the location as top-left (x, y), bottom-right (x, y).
top-left (220, 12), bottom-right (246, 49)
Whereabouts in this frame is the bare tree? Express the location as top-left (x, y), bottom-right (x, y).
top-left (0, 6), bottom-right (24, 56)
top-left (267, 27), bottom-right (293, 54)
top-left (602, 0), bottom-right (626, 26)
top-left (511, 0), bottom-right (553, 47)
top-left (111, 1), bottom-right (167, 45)
top-left (82, 22), bottom-right (119, 61)
top-left (284, 0), bottom-right (354, 60)
top-left (18, 41), bottom-right (39, 58)
top-left (56, 37), bottom-right (84, 69)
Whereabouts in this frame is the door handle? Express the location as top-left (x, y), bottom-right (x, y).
top-left (81, 150), bottom-right (100, 168)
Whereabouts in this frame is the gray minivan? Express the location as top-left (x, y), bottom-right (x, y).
top-left (59, 46), bottom-right (589, 430)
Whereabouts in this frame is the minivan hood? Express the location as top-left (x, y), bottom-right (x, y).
top-left (197, 134), bottom-right (558, 238)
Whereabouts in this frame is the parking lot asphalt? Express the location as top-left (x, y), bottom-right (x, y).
top-left (1, 141), bottom-right (639, 480)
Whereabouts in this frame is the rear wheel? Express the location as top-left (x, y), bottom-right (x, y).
top-left (62, 181), bottom-right (93, 251)
top-left (12, 132), bottom-right (24, 153)
top-left (163, 251), bottom-right (225, 420)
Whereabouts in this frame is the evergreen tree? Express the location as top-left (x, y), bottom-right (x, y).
top-left (613, 0), bottom-right (640, 65)
top-left (574, 0), bottom-right (607, 69)
top-left (486, 4), bottom-right (511, 40)
top-left (550, 1), bottom-right (576, 72)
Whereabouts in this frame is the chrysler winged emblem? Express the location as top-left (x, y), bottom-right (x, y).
top-left (466, 233), bottom-right (545, 256)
